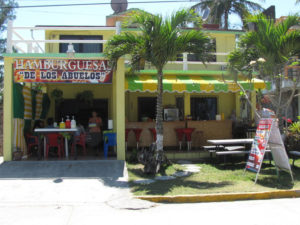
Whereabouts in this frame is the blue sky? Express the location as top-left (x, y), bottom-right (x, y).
top-left (4, 0), bottom-right (300, 49)
top-left (13, 0), bottom-right (300, 27)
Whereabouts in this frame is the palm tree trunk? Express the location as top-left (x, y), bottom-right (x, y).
top-left (156, 68), bottom-right (164, 152)
top-left (224, 10), bottom-right (229, 30)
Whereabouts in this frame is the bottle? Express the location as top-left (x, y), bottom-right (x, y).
top-left (71, 116), bottom-right (76, 129)
top-left (65, 115), bottom-right (71, 129)
top-left (221, 113), bottom-right (225, 120)
top-left (59, 118), bottom-right (65, 129)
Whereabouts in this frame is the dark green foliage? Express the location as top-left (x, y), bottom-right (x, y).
top-left (191, 0), bottom-right (264, 29)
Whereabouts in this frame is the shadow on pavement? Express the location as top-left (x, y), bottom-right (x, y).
top-left (0, 160), bottom-right (128, 188)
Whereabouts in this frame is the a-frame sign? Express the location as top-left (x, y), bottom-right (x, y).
top-left (245, 118), bottom-right (294, 183)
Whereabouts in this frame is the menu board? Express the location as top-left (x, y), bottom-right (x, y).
top-left (13, 59), bottom-right (113, 84)
top-left (246, 118), bottom-right (293, 183)
top-left (246, 118), bottom-right (273, 173)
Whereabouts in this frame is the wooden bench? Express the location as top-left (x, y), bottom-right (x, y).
top-left (203, 145), bottom-right (224, 150)
top-left (289, 151), bottom-right (300, 166)
top-left (224, 146), bottom-right (245, 151)
top-left (216, 150), bottom-right (250, 156)
top-left (215, 149), bottom-right (250, 164)
top-left (203, 145), bottom-right (224, 162)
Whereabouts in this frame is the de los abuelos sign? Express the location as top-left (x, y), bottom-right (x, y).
top-left (13, 59), bottom-right (113, 84)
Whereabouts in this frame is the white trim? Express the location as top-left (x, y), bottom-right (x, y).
top-left (168, 61), bottom-right (227, 65)
top-left (12, 40), bottom-right (107, 44)
top-left (13, 26), bottom-right (117, 31)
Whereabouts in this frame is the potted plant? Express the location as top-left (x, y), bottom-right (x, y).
top-left (284, 117), bottom-right (300, 152)
top-left (76, 91), bottom-right (94, 106)
top-left (51, 88), bottom-right (64, 105)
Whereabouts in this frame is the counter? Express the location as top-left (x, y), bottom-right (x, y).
top-left (126, 120), bottom-right (232, 149)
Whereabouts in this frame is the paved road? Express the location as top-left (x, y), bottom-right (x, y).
top-left (0, 159), bottom-right (299, 225)
top-left (0, 198), bottom-right (299, 225)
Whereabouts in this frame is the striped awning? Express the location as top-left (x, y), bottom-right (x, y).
top-left (125, 75), bottom-right (270, 93)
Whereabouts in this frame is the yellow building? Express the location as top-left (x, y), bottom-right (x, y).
top-left (2, 11), bottom-right (269, 161)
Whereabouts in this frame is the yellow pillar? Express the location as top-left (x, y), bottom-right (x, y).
top-left (250, 91), bottom-right (256, 121)
top-left (184, 92), bottom-right (191, 117)
top-left (113, 58), bottom-right (125, 160)
top-left (3, 57), bottom-right (14, 161)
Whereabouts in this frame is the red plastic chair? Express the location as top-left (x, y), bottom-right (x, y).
top-left (71, 133), bottom-right (87, 156)
top-left (25, 133), bottom-right (38, 155)
top-left (45, 133), bottom-right (63, 158)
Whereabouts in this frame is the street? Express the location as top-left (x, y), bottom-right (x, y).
top-left (0, 198), bottom-right (300, 225)
top-left (0, 160), bottom-right (299, 225)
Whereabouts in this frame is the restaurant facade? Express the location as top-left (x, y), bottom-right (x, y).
top-left (2, 11), bottom-right (270, 161)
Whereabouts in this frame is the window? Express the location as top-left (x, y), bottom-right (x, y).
top-left (176, 97), bottom-right (184, 120)
top-left (191, 97), bottom-right (217, 120)
top-left (138, 97), bottom-right (156, 121)
top-left (176, 54), bottom-right (183, 61)
top-left (59, 35), bottom-right (103, 53)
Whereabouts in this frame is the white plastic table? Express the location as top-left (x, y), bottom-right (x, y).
top-left (207, 138), bottom-right (254, 147)
top-left (34, 128), bottom-right (78, 159)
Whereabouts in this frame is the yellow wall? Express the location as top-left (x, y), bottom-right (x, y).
top-left (212, 33), bottom-right (236, 62)
top-left (125, 91), bottom-right (236, 122)
top-left (45, 29), bottom-right (239, 73)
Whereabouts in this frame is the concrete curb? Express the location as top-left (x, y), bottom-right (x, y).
top-left (136, 189), bottom-right (300, 203)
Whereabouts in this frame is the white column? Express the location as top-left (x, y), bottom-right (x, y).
top-left (27, 43), bottom-right (33, 53)
top-left (116, 21), bottom-right (121, 35)
top-left (183, 53), bottom-right (188, 71)
top-left (6, 20), bottom-right (13, 53)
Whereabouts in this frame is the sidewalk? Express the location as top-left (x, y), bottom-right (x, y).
top-left (0, 158), bottom-right (155, 210)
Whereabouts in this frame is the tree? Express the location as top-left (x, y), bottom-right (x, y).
top-left (191, 0), bottom-right (264, 30)
top-left (105, 9), bottom-right (212, 174)
top-left (0, 0), bottom-right (18, 83)
top-left (228, 14), bottom-right (300, 126)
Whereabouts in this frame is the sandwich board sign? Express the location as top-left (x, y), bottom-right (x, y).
top-left (245, 118), bottom-right (293, 183)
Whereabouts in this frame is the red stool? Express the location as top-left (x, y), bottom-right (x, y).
top-left (132, 128), bottom-right (143, 150)
top-left (125, 128), bottom-right (131, 150)
top-left (149, 128), bottom-right (156, 144)
top-left (182, 128), bottom-right (195, 151)
top-left (175, 128), bottom-right (184, 150)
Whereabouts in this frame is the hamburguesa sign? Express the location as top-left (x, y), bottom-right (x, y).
top-left (13, 59), bottom-right (113, 84)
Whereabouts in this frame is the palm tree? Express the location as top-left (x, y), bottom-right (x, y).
top-left (228, 14), bottom-right (300, 122)
top-left (192, 0), bottom-right (264, 30)
top-left (105, 9), bottom-right (212, 173)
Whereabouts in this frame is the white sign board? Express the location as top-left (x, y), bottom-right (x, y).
top-left (246, 118), bottom-right (293, 183)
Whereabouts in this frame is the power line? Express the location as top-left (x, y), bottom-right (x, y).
top-left (1, 0), bottom-right (196, 9)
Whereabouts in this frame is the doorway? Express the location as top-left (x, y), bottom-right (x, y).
top-left (55, 99), bottom-right (109, 130)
